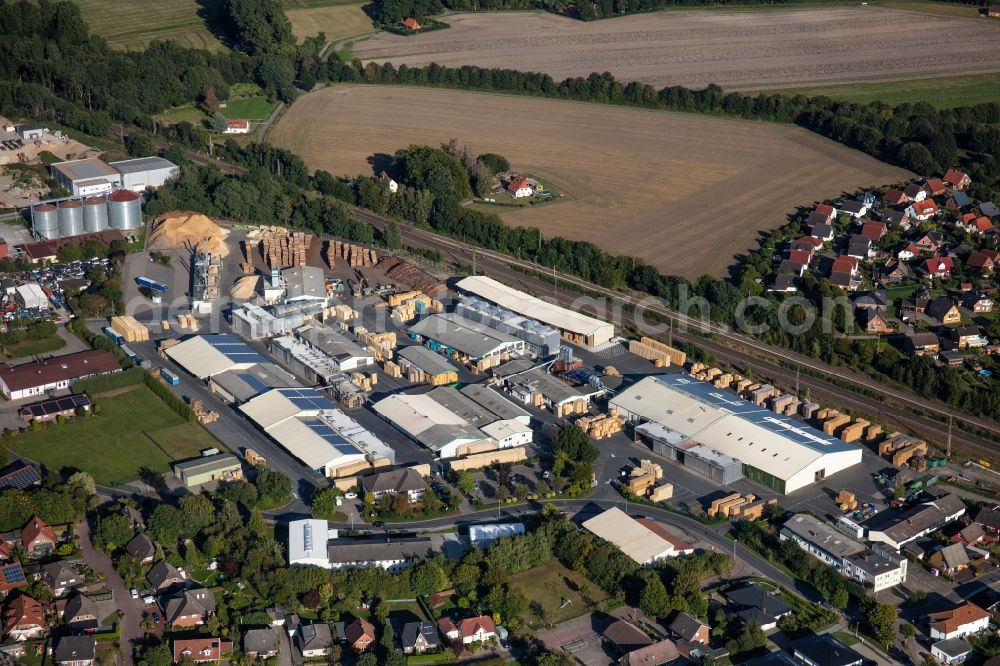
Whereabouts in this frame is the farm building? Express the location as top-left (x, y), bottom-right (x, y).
top-left (173, 453), bottom-right (243, 488)
top-left (49, 158), bottom-right (120, 196)
top-left (456, 275), bottom-right (614, 348)
top-left (240, 388), bottom-right (394, 477)
top-left (0, 349), bottom-right (121, 400)
top-left (108, 157), bottom-right (179, 192)
top-left (15, 283), bottom-right (49, 310)
top-left (208, 363), bottom-right (301, 404)
top-left (582, 507), bottom-right (689, 564)
top-left (611, 374), bottom-right (863, 494)
top-left (409, 313), bottom-right (525, 368)
top-left (456, 296), bottom-right (561, 356)
top-left (164, 334), bottom-right (267, 380)
top-left (224, 119), bottom-right (251, 134)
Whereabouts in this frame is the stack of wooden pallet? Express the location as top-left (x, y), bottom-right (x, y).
top-left (325, 240), bottom-right (378, 267)
top-left (260, 227), bottom-right (311, 268)
top-left (110, 316), bottom-right (149, 342)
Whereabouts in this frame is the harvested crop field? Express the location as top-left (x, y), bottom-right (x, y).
top-left (351, 7), bottom-right (1000, 91)
top-left (272, 86), bottom-right (909, 277)
top-left (286, 3), bottom-right (374, 42)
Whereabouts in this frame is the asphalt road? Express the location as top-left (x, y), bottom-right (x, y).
top-left (351, 208), bottom-right (1000, 459)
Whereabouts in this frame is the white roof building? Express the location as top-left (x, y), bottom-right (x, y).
top-left (241, 388), bottom-right (394, 476)
top-left (469, 523), bottom-right (525, 548)
top-left (582, 507), bottom-right (676, 565)
top-left (15, 283), bottom-right (49, 310)
top-left (479, 419), bottom-right (533, 448)
top-left (288, 519), bottom-right (335, 567)
top-left (373, 393), bottom-right (491, 459)
top-left (456, 275), bottom-right (615, 348)
top-left (108, 157), bottom-right (179, 192)
top-left (164, 334), bottom-right (266, 380)
top-left (610, 375), bottom-right (863, 494)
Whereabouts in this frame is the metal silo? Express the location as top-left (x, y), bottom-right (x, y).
top-left (58, 199), bottom-right (84, 238)
top-left (107, 189), bottom-right (141, 231)
top-left (31, 204), bottom-right (59, 240)
top-left (83, 196), bottom-right (109, 232)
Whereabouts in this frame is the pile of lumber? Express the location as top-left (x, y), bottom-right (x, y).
top-left (325, 240), bottom-right (377, 267)
top-left (376, 256), bottom-right (445, 294)
top-left (576, 408), bottom-right (624, 440)
top-left (110, 315), bottom-right (149, 342)
top-left (259, 226), bottom-right (311, 269)
top-left (175, 314), bottom-right (198, 330)
top-left (628, 336), bottom-right (687, 367)
top-left (878, 433), bottom-right (928, 467)
top-left (836, 490), bottom-right (858, 511)
top-left (382, 360), bottom-right (403, 379)
top-left (351, 371), bottom-right (378, 392)
top-left (708, 492), bottom-right (775, 521)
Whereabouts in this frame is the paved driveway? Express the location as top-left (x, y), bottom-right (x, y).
top-left (77, 516), bottom-right (143, 665)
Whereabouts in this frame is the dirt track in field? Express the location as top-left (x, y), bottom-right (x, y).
top-left (351, 7), bottom-right (1000, 90)
top-left (271, 86), bottom-right (910, 277)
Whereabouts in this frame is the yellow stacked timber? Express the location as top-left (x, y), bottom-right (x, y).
top-left (428, 369), bottom-right (459, 386)
top-left (628, 339), bottom-right (671, 368)
top-left (158, 338), bottom-right (179, 358)
top-left (111, 315), bottom-right (150, 342)
top-left (576, 409), bottom-right (624, 439)
top-left (555, 399), bottom-right (589, 418)
top-left (839, 419), bottom-right (869, 443)
top-left (650, 484), bottom-right (674, 502)
top-left (245, 449), bottom-right (267, 467)
top-left (639, 337), bottom-right (687, 366)
top-left (354, 327), bottom-right (397, 349)
top-left (383, 361), bottom-right (402, 379)
top-left (446, 446), bottom-right (528, 472)
top-left (388, 290), bottom-right (422, 307)
top-left (714, 373), bottom-right (734, 389)
top-left (865, 424), bottom-right (883, 442)
top-left (456, 439), bottom-right (500, 458)
top-left (351, 372), bottom-right (373, 392)
top-left (603, 366), bottom-right (621, 378)
top-left (704, 367), bottom-right (722, 380)
top-left (333, 476), bottom-right (359, 491)
top-left (325, 240), bottom-right (378, 268)
top-left (689, 362), bottom-right (708, 374)
top-left (330, 458), bottom-right (373, 479)
top-left (836, 490), bottom-right (857, 511)
top-left (161, 320), bottom-right (170, 331)
top-left (744, 383), bottom-right (761, 395)
top-left (638, 459), bottom-right (663, 480)
top-left (892, 442), bottom-right (928, 467)
top-left (709, 493), bottom-right (742, 516)
top-left (735, 378), bottom-right (753, 394)
top-left (717, 496), bottom-right (748, 517)
top-left (627, 472), bottom-right (656, 496)
top-left (823, 413), bottom-right (850, 436)
top-left (332, 304), bottom-right (357, 321)
top-left (258, 226), bottom-right (312, 269)
top-left (816, 408), bottom-right (834, 421)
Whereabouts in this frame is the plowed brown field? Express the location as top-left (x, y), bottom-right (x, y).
top-left (271, 86), bottom-right (910, 277)
top-left (351, 7), bottom-right (1000, 90)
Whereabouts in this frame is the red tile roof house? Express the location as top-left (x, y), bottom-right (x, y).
top-left (924, 257), bottom-right (955, 279)
top-left (346, 617), bottom-right (376, 651)
top-left (223, 119), bottom-right (250, 134)
top-left (0, 349), bottom-right (121, 400)
top-left (788, 249), bottom-right (812, 266)
top-left (814, 203), bottom-right (836, 223)
top-left (401, 17), bottom-right (422, 30)
top-left (831, 255), bottom-right (859, 276)
top-left (924, 177), bottom-right (947, 197)
top-left (968, 250), bottom-right (997, 273)
top-left (943, 168), bottom-right (972, 191)
top-left (897, 243), bottom-right (921, 261)
top-left (860, 220), bottom-right (887, 242)
top-left (3, 594), bottom-right (45, 640)
top-left (0, 563), bottom-right (28, 594)
top-left (21, 516), bottom-right (57, 555)
top-left (907, 199), bottom-right (939, 221)
top-left (458, 615), bottom-right (496, 645)
top-left (885, 188), bottom-right (909, 206)
top-left (172, 638), bottom-right (233, 664)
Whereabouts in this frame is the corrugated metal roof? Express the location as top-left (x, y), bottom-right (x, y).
top-left (582, 507), bottom-right (675, 564)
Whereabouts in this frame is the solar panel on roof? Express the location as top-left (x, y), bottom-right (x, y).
top-left (237, 372), bottom-right (270, 394)
top-left (0, 464), bottom-right (41, 490)
top-left (2, 564), bottom-right (25, 583)
top-left (304, 421), bottom-right (359, 456)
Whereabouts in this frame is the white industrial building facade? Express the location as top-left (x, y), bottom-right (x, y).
top-left (611, 375), bottom-right (863, 494)
top-left (50, 156), bottom-right (178, 196)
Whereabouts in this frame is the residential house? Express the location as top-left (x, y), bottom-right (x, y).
top-left (807, 211), bottom-right (832, 228)
top-left (0, 563), bottom-right (27, 594)
top-left (793, 634), bottom-right (864, 666)
top-left (881, 260), bottom-right (908, 285)
top-left (830, 255), bottom-right (860, 290)
top-left (840, 200), bottom-right (869, 219)
top-left (814, 203), bottom-right (836, 221)
top-left (21, 516), bottom-right (56, 555)
top-left (41, 561), bottom-right (80, 597)
top-left (885, 188), bottom-right (909, 206)
top-left (401, 621), bottom-right (439, 654)
top-left (125, 533), bottom-right (156, 564)
top-left (379, 172), bottom-right (398, 194)
top-left (932, 638), bottom-right (973, 665)
top-left (458, 615), bottom-right (496, 645)
top-left (788, 249), bottom-right (813, 266)
top-left (437, 618), bottom-right (460, 642)
top-left (909, 199), bottom-right (940, 221)
top-left (954, 522), bottom-right (986, 546)
top-left (769, 274), bottom-right (798, 293)
top-left (791, 236), bottom-right (823, 253)
top-left (847, 235), bottom-right (873, 259)
top-left (858, 309), bottom-right (894, 334)
top-left (723, 584), bottom-right (793, 631)
top-left (981, 202), bottom-right (1000, 218)
top-left (897, 243), bottom-right (921, 261)
top-left (914, 231), bottom-right (944, 253)
top-left (964, 292), bottom-right (994, 313)
top-left (904, 182), bottom-right (928, 202)
top-left (968, 250), bottom-right (997, 273)
top-left (905, 332), bottom-right (941, 357)
top-left (242, 627), bottom-right (279, 659)
top-left (360, 468), bottom-right (426, 502)
top-left (3, 595), bottom-right (44, 640)
top-left (940, 350), bottom-right (964, 366)
top-left (928, 602), bottom-right (991, 640)
top-left (223, 119), bottom-right (250, 134)
top-left (603, 619), bottom-right (653, 653)
top-left (0, 538), bottom-right (11, 563)
top-left (930, 543), bottom-right (971, 575)
top-left (883, 210), bottom-right (912, 230)
top-left (924, 257), bottom-right (955, 279)
top-left (401, 17), bottom-right (421, 30)
top-left (950, 325), bottom-right (988, 349)
top-left (860, 220), bottom-right (887, 242)
top-left (0, 461), bottom-right (41, 492)
top-left (668, 611), bottom-right (709, 644)
top-left (506, 175), bottom-right (534, 198)
top-left (163, 588), bottom-right (215, 628)
top-left (345, 618), bottom-right (375, 651)
top-left (62, 592), bottom-right (98, 631)
top-left (147, 560), bottom-right (185, 592)
top-left (620, 640), bottom-right (682, 665)
top-left (925, 177), bottom-right (947, 196)
top-left (172, 638), bottom-right (233, 664)
top-left (854, 292), bottom-right (888, 311)
top-left (52, 636), bottom-right (95, 666)
top-left (901, 296), bottom-right (929, 317)
top-left (974, 504), bottom-right (1000, 535)
top-left (927, 297), bottom-right (962, 325)
top-left (944, 169), bottom-right (972, 191)
top-left (809, 223), bottom-right (834, 242)
top-left (296, 623), bottom-right (334, 658)
top-left (778, 260), bottom-right (805, 277)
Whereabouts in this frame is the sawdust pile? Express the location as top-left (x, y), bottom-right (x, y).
top-left (149, 211), bottom-right (230, 257)
top-left (230, 275), bottom-right (260, 301)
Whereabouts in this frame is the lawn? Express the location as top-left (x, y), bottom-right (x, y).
top-left (508, 561), bottom-right (607, 627)
top-left (158, 94), bottom-right (276, 126)
top-left (74, 0), bottom-right (227, 51)
top-left (758, 72), bottom-right (1000, 109)
top-left (833, 630), bottom-right (859, 646)
top-left (286, 3), bottom-right (375, 43)
top-left (7, 386), bottom-right (223, 486)
top-left (3, 336), bottom-right (66, 359)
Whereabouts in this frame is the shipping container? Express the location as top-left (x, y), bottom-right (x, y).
top-left (161, 369), bottom-right (180, 385)
top-left (103, 326), bottom-right (125, 345)
top-left (119, 345), bottom-right (140, 364)
top-left (137, 276), bottom-right (169, 293)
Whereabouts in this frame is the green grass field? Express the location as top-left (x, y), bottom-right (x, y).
top-left (158, 94), bottom-right (276, 126)
top-left (75, 0), bottom-right (227, 51)
top-left (754, 72), bottom-right (1000, 109)
top-left (3, 336), bottom-right (66, 359)
top-left (509, 561), bottom-right (607, 627)
top-left (7, 386), bottom-right (223, 486)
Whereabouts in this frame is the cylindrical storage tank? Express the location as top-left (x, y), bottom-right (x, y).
top-left (31, 204), bottom-right (59, 240)
top-left (83, 196), bottom-right (109, 232)
top-left (107, 189), bottom-right (141, 231)
top-left (57, 199), bottom-right (84, 238)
